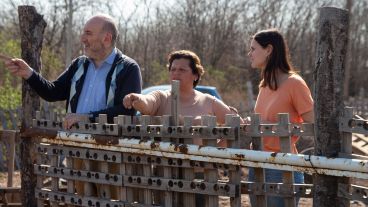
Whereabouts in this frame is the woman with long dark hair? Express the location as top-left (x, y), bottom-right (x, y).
top-left (247, 29), bottom-right (314, 206)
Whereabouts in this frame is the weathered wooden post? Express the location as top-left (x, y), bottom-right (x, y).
top-left (313, 6), bottom-right (349, 207)
top-left (171, 80), bottom-right (180, 206)
top-left (18, 6), bottom-right (46, 207)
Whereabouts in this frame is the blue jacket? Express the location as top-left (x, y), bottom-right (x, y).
top-left (26, 49), bottom-right (142, 122)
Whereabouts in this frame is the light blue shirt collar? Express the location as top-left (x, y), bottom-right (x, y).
top-left (88, 47), bottom-right (117, 67)
top-left (105, 47), bottom-right (117, 65)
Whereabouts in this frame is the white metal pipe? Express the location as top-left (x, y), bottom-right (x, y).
top-left (43, 136), bottom-right (368, 179)
top-left (56, 131), bottom-right (368, 174)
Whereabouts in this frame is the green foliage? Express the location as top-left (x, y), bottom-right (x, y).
top-left (0, 31), bottom-right (63, 110)
top-left (0, 32), bottom-right (21, 58)
top-left (1, 40), bottom-right (20, 57)
top-left (201, 65), bottom-right (249, 112)
top-left (145, 61), bottom-right (169, 87)
top-left (0, 74), bottom-right (21, 110)
top-left (0, 32), bottom-right (22, 110)
top-left (41, 46), bottom-right (64, 80)
top-left (202, 66), bottom-right (227, 91)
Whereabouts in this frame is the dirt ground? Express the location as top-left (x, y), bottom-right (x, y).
top-left (0, 171), bottom-right (366, 206)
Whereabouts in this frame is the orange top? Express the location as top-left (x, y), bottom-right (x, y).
top-left (254, 74), bottom-right (313, 153)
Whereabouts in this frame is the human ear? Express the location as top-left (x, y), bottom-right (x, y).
top-left (104, 32), bottom-right (112, 44)
top-left (266, 44), bottom-right (273, 56)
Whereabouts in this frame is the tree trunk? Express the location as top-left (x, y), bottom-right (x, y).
top-left (65, 0), bottom-right (73, 66)
top-left (18, 6), bottom-right (46, 207)
top-left (343, 0), bottom-right (353, 98)
top-left (313, 7), bottom-right (349, 207)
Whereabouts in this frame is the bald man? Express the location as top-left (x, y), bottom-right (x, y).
top-left (6, 14), bottom-right (142, 127)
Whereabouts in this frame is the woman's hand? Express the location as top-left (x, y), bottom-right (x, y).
top-left (123, 93), bottom-right (142, 109)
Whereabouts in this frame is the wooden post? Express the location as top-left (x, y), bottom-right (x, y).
top-left (18, 6), bottom-right (46, 207)
top-left (50, 114), bottom-right (59, 207)
top-left (278, 113), bottom-right (295, 207)
top-left (170, 80), bottom-right (180, 206)
top-left (313, 6), bottom-right (349, 207)
top-left (343, 0), bottom-right (353, 98)
top-left (202, 116), bottom-right (218, 207)
top-left (250, 113), bottom-right (266, 206)
top-left (162, 115), bottom-right (173, 207)
top-left (122, 115), bottom-right (135, 203)
top-left (183, 116), bottom-right (195, 207)
top-left (141, 115), bottom-right (153, 205)
top-left (226, 115), bottom-right (241, 207)
top-left (117, 116), bottom-right (127, 202)
top-left (7, 131), bottom-right (16, 187)
top-left (341, 107), bottom-right (353, 155)
top-left (66, 155), bottom-right (76, 207)
top-left (98, 114), bottom-right (111, 199)
top-left (171, 80), bottom-right (180, 125)
top-left (35, 112), bottom-right (44, 207)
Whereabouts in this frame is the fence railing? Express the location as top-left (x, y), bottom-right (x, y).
top-left (0, 108), bottom-right (21, 205)
top-left (25, 106), bottom-right (368, 207)
top-left (0, 101), bottom-right (64, 172)
top-left (1, 99), bottom-right (368, 206)
top-left (0, 108), bottom-right (21, 186)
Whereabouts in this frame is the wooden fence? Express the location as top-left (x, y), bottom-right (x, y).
top-left (1, 93), bottom-right (366, 206)
top-left (0, 108), bottom-right (21, 173)
top-left (0, 102), bottom-right (59, 205)
top-left (1, 106), bottom-right (368, 206)
top-left (23, 106), bottom-right (367, 207)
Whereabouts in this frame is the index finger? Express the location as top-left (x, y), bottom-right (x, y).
top-left (0, 53), bottom-right (12, 62)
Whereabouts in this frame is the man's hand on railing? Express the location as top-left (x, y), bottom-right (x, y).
top-left (63, 113), bottom-right (89, 129)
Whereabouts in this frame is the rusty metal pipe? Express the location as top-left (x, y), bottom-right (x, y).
top-left (54, 132), bottom-right (368, 175)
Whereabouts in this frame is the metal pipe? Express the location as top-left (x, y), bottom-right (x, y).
top-left (55, 132), bottom-right (368, 174)
top-left (43, 137), bottom-right (368, 180)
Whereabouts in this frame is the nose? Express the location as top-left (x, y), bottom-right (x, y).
top-left (169, 74), bottom-right (177, 81)
top-left (248, 51), bottom-right (251, 57)
top-left (169, 70), bottom-right (179, 79)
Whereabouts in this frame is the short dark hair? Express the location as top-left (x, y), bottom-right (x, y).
top-left (253, 28), bottom-right (295, 90)
top-left (167, 50), bottom-right (205, 88)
